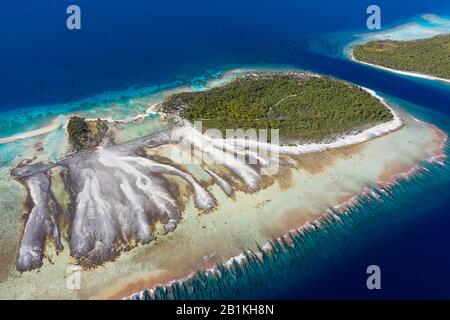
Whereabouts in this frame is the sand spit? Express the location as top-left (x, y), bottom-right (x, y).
top-left (0, 118), bottom-right (64, 145)
top-left (0, 67), bottom-right (265, 147)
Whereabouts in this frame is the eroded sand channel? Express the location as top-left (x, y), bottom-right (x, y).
top-left (0, 109), bottom-right (445, 299)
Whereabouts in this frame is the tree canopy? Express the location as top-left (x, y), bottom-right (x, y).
top-left (353, 33), bottom-right (450, 80)
top-left (160, 73), bottom-right (393, 142)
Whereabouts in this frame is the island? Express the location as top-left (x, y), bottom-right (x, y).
top-left (4, 70), bottom-right (445, 300)
top-left (160, 73), bottom-right (393, 142)
top-left (352, 33), bottom-right (450, 82)
top-left (67, 116), bottom-right (109, 151)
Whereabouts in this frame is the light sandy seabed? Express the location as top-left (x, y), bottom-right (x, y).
top-left (0, 109), bottom-right (445, 299)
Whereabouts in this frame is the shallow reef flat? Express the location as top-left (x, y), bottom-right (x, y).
top-left (0, 106), bottom-right (445, 299)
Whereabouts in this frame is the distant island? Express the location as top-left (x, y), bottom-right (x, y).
top-left (352, 33), bottom-right (450, 81)
top-left (160, 73), bottom-right (393, 142)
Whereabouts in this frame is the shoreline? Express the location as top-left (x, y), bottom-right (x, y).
top-left (350, 49), bottom-right (450, 85)
top-left (238, 86), bottom-right (402, 155)
top-left (345, 13), bottom-right (450, 84)
top-left (0, 69), bottom-right (402, 159)
top-left (0, 68), bottom-right (251, 146)
top-left (0, 118), bottom-right (63, 145)
top-left (113, 116), bottom-right (446, 300)
top-left (124, 124), bottom-right (448, 300)
top-left (0, 67), bottom-right (445, 300)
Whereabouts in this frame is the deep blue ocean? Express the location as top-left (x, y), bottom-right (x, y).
top-left (2, 0), bottom-right (450, 299)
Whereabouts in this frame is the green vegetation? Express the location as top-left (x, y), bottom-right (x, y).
top-left (160, 73), bottom-right (393, 142)
top-left (353, 33), bottom-right (450, 79)
top-left (67, 116), bottom-right (109, 151)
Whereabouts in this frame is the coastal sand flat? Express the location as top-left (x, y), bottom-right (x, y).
top-left (0, 112), bottom-right (444, 299)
